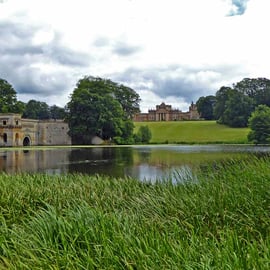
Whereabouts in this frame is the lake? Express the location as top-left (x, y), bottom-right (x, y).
top-left (0, 145), bottom-right (270, 182)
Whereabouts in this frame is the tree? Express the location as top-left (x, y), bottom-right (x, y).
top-left (113, 84), bottom-right (141, 118)
top-left (134, 125), bottom-right (152, 143)
top-left (234, 78), bottom-right (270, 106)
top-left (248, 105), bottom-right (270, 144)
top-left (222, 90), bottom-right (254, 127)
top-left (196, 95), bottom-right (216, 120)
top-left (67, 76), bottom-right (140, 144)
top-left (0, 78), bottom-right (24, 113)
top-left (213, 78), bottom-right (270, 127)
top-left (23, 100), bottom-right (51, 120)
top-left (50, 105), bottom-right (66, 119)
top-left (213, 86), bottom-right (234, 123)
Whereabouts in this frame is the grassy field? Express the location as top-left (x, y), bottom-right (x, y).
top-left (134, 120), bottom-right (250, 144)
top-left (0, 158), bottom-right (269, 269)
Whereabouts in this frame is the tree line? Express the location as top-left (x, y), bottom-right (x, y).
top-left (196, 77), bottom-right (270, 144)
top-left (0, 78), bottom-right (66, 120)
top-left (196, 77), bottom-right (270, 127)
top-left (0, 76), bottom-right (152, 145)
top-left (2, 76), bottom-right (270, 145)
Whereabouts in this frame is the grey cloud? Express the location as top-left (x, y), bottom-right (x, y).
top-left (112, 42), bottom-right (141, 56)
top-left (228, 0), bottom-right (249, 16)
top-left (0, 19), bottom-right (90, 100)
top-left (12, 71), bottom-right (70, 97)
top-left (93, 37), bottom-right (111, 47)
top-left (0, 56), bottom-right (72, 98)
top-left (93, 37), bottom-right (141, 56)
top-left (111, 64), bottom-right (247, 103)
top-left (0, 22), bottom-right (38, 50)
top-left (0, 22), bottom-right (90, 67)
top-left (112, 66), bottom-right (210, 102)
top-left (44, 44), bottom-right (90, 67)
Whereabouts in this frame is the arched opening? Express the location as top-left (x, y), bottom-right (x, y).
top-left (23, 137), bottom-right (31, 146)
top-left (3, 133), bottom-right (7, 143)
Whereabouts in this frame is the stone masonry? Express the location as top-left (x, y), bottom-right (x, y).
top-left (0, 113), bottom-right (71, 147)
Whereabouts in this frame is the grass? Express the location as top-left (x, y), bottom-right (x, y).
top-left (0, 157), bottom-right (269, 269)
top-left (134, 120), bottom-right (250, 144)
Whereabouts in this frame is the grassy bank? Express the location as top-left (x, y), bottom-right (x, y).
top-left (134, 120), bottom-right (250, 144)
top-left (0, 158), bottom-right (269, 269)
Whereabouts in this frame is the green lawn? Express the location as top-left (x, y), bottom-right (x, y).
top-left (134, 120), bottom-right (250, 144)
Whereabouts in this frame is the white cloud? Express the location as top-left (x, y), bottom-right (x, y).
top-left (0, 0), bottom-right (270, 110)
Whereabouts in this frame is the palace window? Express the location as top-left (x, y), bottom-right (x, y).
top-left (3, 120), bottom-right (7, 125)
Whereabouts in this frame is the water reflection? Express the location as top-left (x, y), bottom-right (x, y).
top-left (125, 164), bottom-right (197, 184)
top-left (0, 149), bottom-right (70, 174)
top-left (1, 145), bottom-right (270, 182)
top-left (68, 147), bottom-right (134, 177)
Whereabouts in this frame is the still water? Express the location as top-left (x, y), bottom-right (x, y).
top-left (0, 145), bottom-right (270, 182)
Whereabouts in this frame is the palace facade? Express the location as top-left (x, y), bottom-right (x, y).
top-left (133, 102), bottom-right (200, 122)
top-left (0, 113), bottom-right (71, 147)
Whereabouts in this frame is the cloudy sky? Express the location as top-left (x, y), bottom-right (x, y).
top-left (0, 0), bottom-right (269, 112)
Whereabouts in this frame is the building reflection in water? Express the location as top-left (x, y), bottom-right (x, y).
top-left (0, 149), bottom-right (70, 174)
top-left (0, 147), bottom-right (200, 182)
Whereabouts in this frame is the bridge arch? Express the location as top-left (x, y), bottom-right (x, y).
top-left (23, 136), bottom-right (31, 146)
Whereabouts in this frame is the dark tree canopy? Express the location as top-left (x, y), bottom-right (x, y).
top-left (23, 100), bottom-right (51, 120)
top-left (113, 84), bottom-right (141, 118)
top-left (234, 78), bottom-right (270, 106)
top-left (0, 78), bottom-right (24, 113)
top-left (196, 77), bottom-right (270, 128)
top-left (50, 105), bottom-right (66, 120)
top-left (213, 86), bottom-right (234, 123)
top-left (248, 105), bottom-right (270, 144)
top-left (196, 95), bottom-right (216, 120)
top-left (67, 76), bottom-right (140, 144)
top-left (222, 90), bottom-right (254, 127)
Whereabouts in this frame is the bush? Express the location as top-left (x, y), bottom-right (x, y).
top-left (248, 105), bottom-right (270, 144)
top-left (134, 125), bottom-right (152, 143)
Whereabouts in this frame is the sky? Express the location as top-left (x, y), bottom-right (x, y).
top-left (0, 0), bottom-right (269, 112)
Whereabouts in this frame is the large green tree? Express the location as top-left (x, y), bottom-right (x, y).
top-left (248, 105), bottom-right (270, 144)
top-left (0, 78), bottom-right (24, 113)
top-left (113, 84), bottom-right (141, 119)
top-left (213, 78), bottom-right (270, 127)
top-left (222, 90), bottom-right (254, 127)
top-left (234, 78), bottom-right (270, 106)
top-left (196, 95), bottom-right (216, 120)
top-left (67, 76), bottom-right (140, 144)
top-left (213, 86), bottom-right (234, 123)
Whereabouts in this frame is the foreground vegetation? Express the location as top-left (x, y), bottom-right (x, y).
top-left (135, 120), bottom-right (250, 144)
top-left (0, 157), bottom-right (269, 269)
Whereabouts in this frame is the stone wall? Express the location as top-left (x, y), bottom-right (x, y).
top-left (0, 113), bottom-right (71, 147)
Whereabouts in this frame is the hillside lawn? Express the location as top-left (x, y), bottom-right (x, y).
top-left (134, 120), bottom-right (250, 144)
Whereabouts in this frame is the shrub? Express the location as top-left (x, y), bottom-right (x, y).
top-left (134, 125), bottom-right (152, 143)
top-left (248, 105), bottom-right (270, 144)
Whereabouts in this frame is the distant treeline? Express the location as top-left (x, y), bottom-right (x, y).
top-left (196, 77), bottom-right (270, 127)
top-left (0, 78), bottom-right (66, 120)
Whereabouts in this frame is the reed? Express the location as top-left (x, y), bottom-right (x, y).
top-left (0, 157), bottom-right (269, 269)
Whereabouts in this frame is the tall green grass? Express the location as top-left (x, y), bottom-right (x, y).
top-left (134, 121), bottom-right (250, 144)
top-left (0, 158), bottom-right (269, 269)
